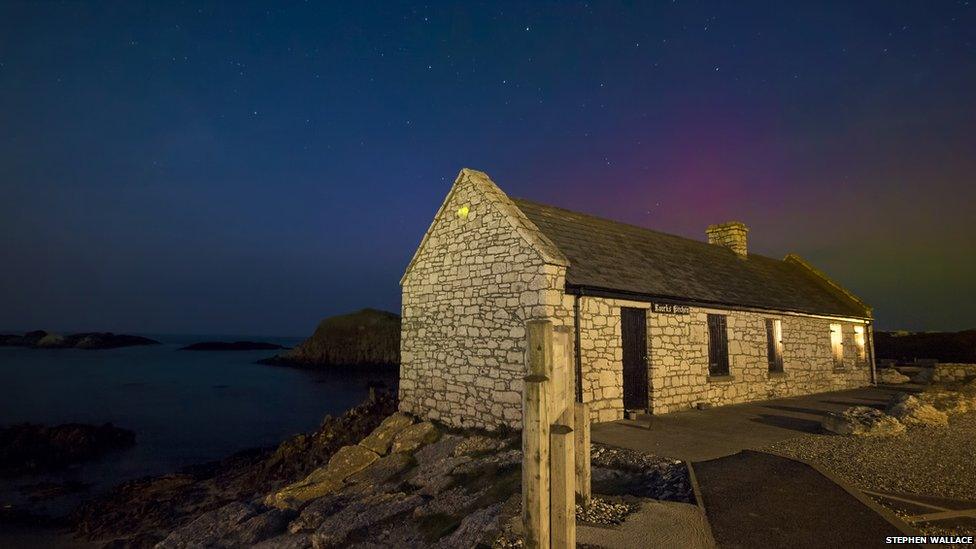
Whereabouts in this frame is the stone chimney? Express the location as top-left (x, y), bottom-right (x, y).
top-left (706, 221), bottom-right (749, 257)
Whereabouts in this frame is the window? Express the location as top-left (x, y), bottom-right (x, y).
top-left (853, 325), bottom-right (867, 364)
top-left (765, 319), bottom-right (784, 372)
top-left (829, 323), bottom-right (844, 369)
top-left (707, 314), bottom-right (729, 377)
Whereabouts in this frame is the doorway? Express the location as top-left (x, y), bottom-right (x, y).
top-left (621, 307), bottom-right (648, 411)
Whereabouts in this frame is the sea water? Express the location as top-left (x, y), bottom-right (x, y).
top-left (0, 334), bottom-right (394, 517)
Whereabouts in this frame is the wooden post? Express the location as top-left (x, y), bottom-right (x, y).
top-left (574, 402), bottom-right (591, 504)
top-left (523, 320), bottom-right (553, 549)
top-left (550, 424), bottom-right (575, 549)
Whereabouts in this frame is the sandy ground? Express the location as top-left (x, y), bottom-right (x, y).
top-left (577, 499), bottom-right (714, 549)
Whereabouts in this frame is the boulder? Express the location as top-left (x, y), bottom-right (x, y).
top-left (886, 394), bottom-right (949, 427)
top-left (918, 390), bottom-right (976, 415)
top-left (821, 406), bottom-right (906, 436)
top-left (391, 422), bottom-right (440, 454)
top-left (359, 412), bottom-right (415, 455)
top-left (266, 445), bottom-right (379, 509)
top-left (877, 368), bottom-right (911, 384)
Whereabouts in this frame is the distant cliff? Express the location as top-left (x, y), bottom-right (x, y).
top-left (0, 331), bottom-right (160, 350)
top-left (261, 308), bottom-right (400, 368)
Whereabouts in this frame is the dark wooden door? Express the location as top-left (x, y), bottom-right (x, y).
top-left (621, 307), bottom-right (648, 410)
top-left (707, 314), bottom-right (729, 376)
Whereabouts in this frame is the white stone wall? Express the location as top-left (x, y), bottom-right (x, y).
top-left (399, 170), bottom-right (572, 430)
top-left (575, 297), bottom-right (872, 417)
top-left (932, 363), bottom-right (976, 383)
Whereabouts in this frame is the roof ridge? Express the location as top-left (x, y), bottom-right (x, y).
top-left (511, 196), bottom-right (788, 265)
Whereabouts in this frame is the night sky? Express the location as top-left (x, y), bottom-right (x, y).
top-left (1, 2), bottom-right (973, 336)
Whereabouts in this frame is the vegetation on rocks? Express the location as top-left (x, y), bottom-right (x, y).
top-left (259, 308), bottom-right (400, 368)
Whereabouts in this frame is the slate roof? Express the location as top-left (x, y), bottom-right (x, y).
top-left (512, 198), bottom-right (871, 319)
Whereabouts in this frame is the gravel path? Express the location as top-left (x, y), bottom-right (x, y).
top-left (763, 412), bottom-right (976, 500)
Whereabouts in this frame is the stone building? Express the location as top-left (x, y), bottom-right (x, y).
top-left (399, 169), bottom-right (875, 429)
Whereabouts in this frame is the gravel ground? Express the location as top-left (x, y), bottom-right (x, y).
top-left (763, 412), bottom-right (976, 500)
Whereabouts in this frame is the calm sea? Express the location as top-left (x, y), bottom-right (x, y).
top-left (0, 334), bottom-right (395, 518)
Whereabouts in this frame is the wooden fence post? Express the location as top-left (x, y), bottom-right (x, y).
top-left (550, 423), bottom-right (575, 549)
top-left (574, 402), bottom-right (591, 504)
top-left (523, 320), bottom-right (553, 549)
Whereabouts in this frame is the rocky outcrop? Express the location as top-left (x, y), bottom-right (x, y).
top-left (821, 406), bottom-right (906, 436)
top-left (886, 394), bottom-right (949, 427)
top-left (0, 331), bottom-right (159, 349)
top-left (358, 412), bottom-right (414, 454)
top-left (0, 423), bottom-right (135, 477)
top-left (260, 309), bottom-right (399, 368)
top-left (181, 341), bottom-right (288, 351)
top-left (876, 368), bottom-right (911, 384)
top-left (266, 445), bottom-right (380, 510)
top-left (391, 421), bottom-right (440, 453)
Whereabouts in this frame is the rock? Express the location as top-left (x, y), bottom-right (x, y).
top-left (413, 485), bottom-right (487, 519)
top-left (877, 368), bottom-right (911, 384)
top-left (267, 445), bottom-right (379, 510)
top-left (911, 368), bottom-right (934, 384)
top-left (260, 309), bottom-right (400, 368)
top-left (287, 494), bottom-right (349, 534)
top-left (253, 533), bottom-right (313, 549)
top-left (452, 435), bottom-right (507, 457)
top-left (359, 412), bottom-right (415, 455)
top-left (918, 390), bottom-right (976, 415)
top-left (345, 452), bottom-right (414, 491)
top-left (0, 422), bottom-right (135, 476)
top-left (309, 492), bottom-right (422, 547)
top-left (156, 501), bottom-right (261, 548)
top-left (415, 434), bottom-right (463, 464)
top-left (236, 508), bottom-right (295, 545)
top-left (821, 406), bottom-right (906, 436)
top-left (181, 341), bottom-right (288, 351)
top-left (433, 501), bottom-right (503, 548)
top-left (391, 422), bottom-right (440, 454)
top-left (886, 394), bottom-right (949, 427)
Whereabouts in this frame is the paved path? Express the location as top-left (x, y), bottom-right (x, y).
top-left (693, 451), bottom-right (904, 549)
top-left (591, 386), bottom-right (911, 461)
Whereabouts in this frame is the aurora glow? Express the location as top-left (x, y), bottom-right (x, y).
top-left (1, 2), bottom-right (973, 334)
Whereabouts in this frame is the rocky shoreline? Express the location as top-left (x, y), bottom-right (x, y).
top-left (59, 392), bottom-right (690, 548)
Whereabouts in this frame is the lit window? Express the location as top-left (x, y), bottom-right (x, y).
top-left (853, 325), bottom-right (866, 364)
top-left (830, 323), bottom-right (844, 369)
top-left (765, 319), bottom-right (784, 372)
